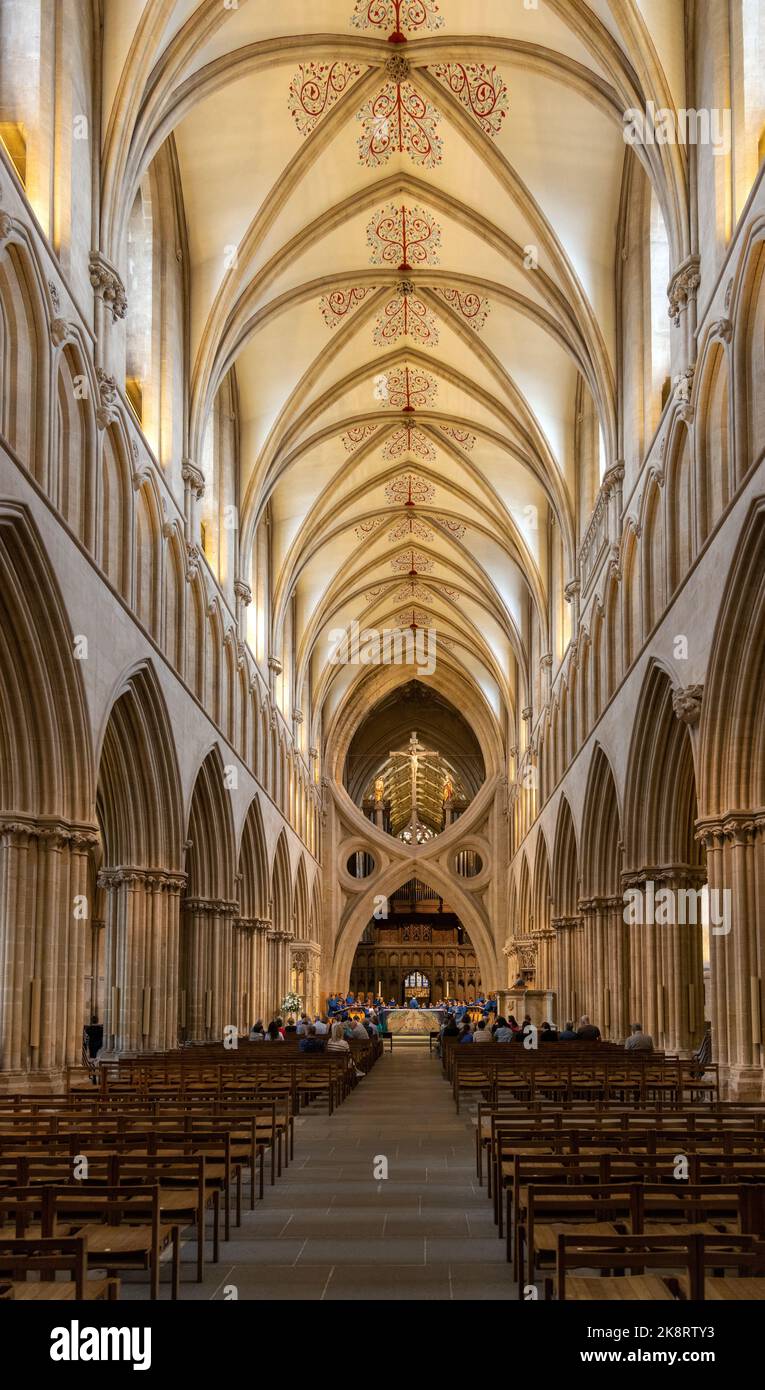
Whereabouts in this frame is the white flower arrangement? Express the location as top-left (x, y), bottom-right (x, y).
top-left (280, 992), bottom-right (302, 1018)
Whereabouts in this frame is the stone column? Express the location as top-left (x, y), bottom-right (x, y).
top-left (181, 897), bottom-right (238, 1042)
top-left (233, 918), bottom-right (258, 1031)
top-left (696, 814), bottom-right (765, 1098)
top-left (622, 867), bottom-right (705, 1054)
top-left (551, 916), bottom-right (580, 1024)
top-left (0, 818), bottom-right (98, 1076)
top-left (578, 896), bottom-right (627, 1039)
top-left (100, 868), bottom-right (185, 1053)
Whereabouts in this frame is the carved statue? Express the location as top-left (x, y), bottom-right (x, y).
top-left (442, 774), bottom-right (454, 803)
top-left (374, 776), bottom-right (385, 803)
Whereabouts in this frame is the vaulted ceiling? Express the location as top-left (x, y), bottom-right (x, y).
top-left (102, 0), bottom-right (688, 755)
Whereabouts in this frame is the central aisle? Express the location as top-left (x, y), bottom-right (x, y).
top-left (214, 1047), bottom-right (514, 1299)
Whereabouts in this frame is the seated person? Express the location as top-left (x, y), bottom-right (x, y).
top-left (576, 1015), bottom-right (602, 1041)
top-left (624, 1021), bottom-right (654, 1052)
top-left (408, 996), bottom-right (420, 1008)
top-left (513, 973), bottom-right (527, 988)
top-left (558, 1020), bottom-right (577, 1040)
top-left (458, 1022), bottom-right (474, 1043)
top-left (473, 1019), bottom-right (493, 1043)
top-left (313, 1015), bottom-right (329, 1035)
top-left (493, 1016), bottom-right (514, 1042)
top-left (539, 1021), bottom-right (559, 1042)
top-left (299, 1025), bottom-right (325, 1053)
top-left (512, 1013), bottom-right (533, 1041)
top-left (265, 1021), bottom-right (284, 1042)
top-left (441, 1013), bottom-right (459, 1038)
top-left (295, 1014), bottom-right (311, 1036)
top-left (249, 1020), bottom-right (265, 1041)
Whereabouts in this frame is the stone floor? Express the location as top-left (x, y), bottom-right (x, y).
top-left (127, 1044), bottom-right (518, 1300)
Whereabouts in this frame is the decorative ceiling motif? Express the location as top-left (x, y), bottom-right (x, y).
top-left (382, 424), bottom-right (436, 462)
top-left (357, 74), bottom-right (443, 169)
top-left (431, 63), bottom-right (509, 138)
top-left (342, 424), bottom-right (380, 452)
top-left (367, 204), bottom-right (441, 270)
top-left (354, 516), bottom-right (387, 540)
top-left (377, 364), bottom-right (438, 411)
top-left (288, 62), bottom-right (364, 136)
top-left (432, 516), bottom-right (467, 540)
top-left (432, 287), bottom-right (490, 332)
top-left (432, 582), bottom-right (460, 601)
top-left (395, 607), bottom-right (431, 628)
top-left (384, 472), bottom-right (435, 505)
top-left (391, 548), bottom-right (434, 573)
top-left (351, 0), bottom-right (444, 42)
top-left (388, 515), bottom-right (434, 542)
top-left (372, 284), bottom-right (439, 346)
top-left (319, 286), bottom-right (372, 328)
top-left (393, 580), bottom-right (433, 603)
top-left (438, 424), bottom-right (477, 451)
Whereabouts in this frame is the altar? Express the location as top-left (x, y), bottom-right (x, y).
top-left (381, 1007), bottom-right (445, 1035)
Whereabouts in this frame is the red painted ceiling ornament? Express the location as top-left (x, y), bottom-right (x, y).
top-left (342, 424), bottom-right (379, 451)
top-left (351, 0), bottom-right (444, 43)
top-left (391, 547), bottom-right (434, 574)
top-left (319, 286), bottom-right (372, 328)
top-left (432, 286), bottom-right (490, 332)
top-left (385, 472), bottom-right (435, 506)
top-left (357, 79), bottom-right (442, 168)
top-left (367, 203), bottom-right (441, 271)
top-left (373, 287), bottom-right (438, 346)
top-left (439, 424), bottom-right (477, 451)
top-left (377, 364), bottom-right (437, 411)
top-left (382, 423), bottom-right (436, 463)
top-left (430, 62), bottom-right (509, 138)
top-left (394, 580), bottom-right (432, 603)
top-left (395, 608), bottom-right (430, 630)
top-left (288, 62), bottom-right (363, 136)
top-left (388, 515), bottom-right (434, 542)
top-left (433, 516), bottom-right (467, 539)
top-left (354, 516), bottom-right (387, 540)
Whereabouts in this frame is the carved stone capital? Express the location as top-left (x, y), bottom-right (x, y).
top-left (0, 211), bottom-right (16, 255)
top-left (185, 541), bottom-right (203, 582)
top-left (708, 317), bottom-right (733, 344)
top-left (695, 812), bottom-right (765, 849)
top-left (268, 655), bottom-right (282, 676)
top-left (182, 459), bottom-right (205, 500)
top-left (95, 367), bottom-right (119, 429)
top-left (672, 683), bottom-right (703, 725)
top-left (564, 579), bottom-right (580, 603)
top-left (673, 366), bottom-right (695, 422)
top-left (234, 579), bottom-right (252, 606)
top-left (89, 251), bottom-right (127, 322)
top-left (668, 255), bottom-right (701, 325)
top-left (521, 706), bottom-right (533, 722)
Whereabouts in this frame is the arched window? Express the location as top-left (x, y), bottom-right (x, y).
top-left (649, 193), bottom-right (671, 420)
top-left (737, 0), bottom-right (765, 217)
top-left (126, 181), bottom-right (154, 435)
